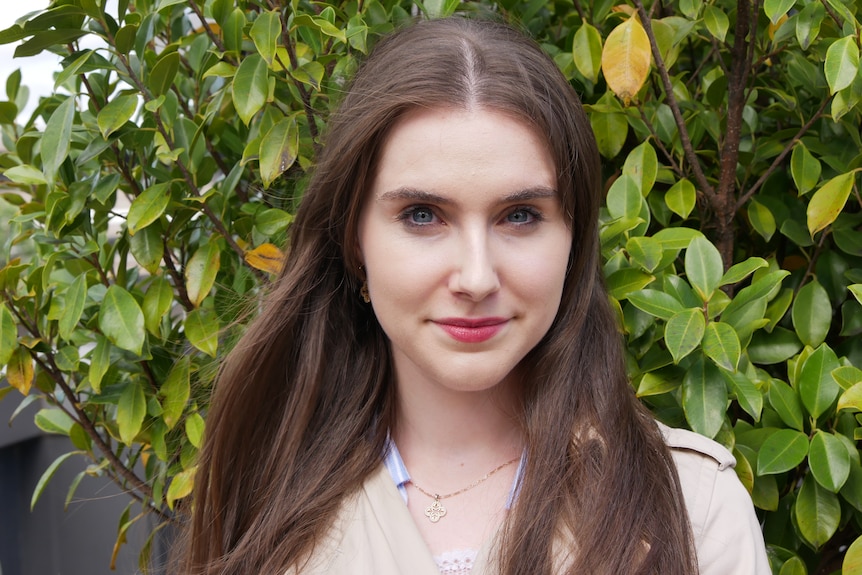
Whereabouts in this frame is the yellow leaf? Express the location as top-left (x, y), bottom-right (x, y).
top-left (611, 5), bottom-right (636, 15)
top-left (602, 15), bottom-right (651, 105)
top-left (245, 243), bottom-right (284, 275)
top-left (167, 466), bottom-right (197, 509)
top-left (838, 382), bottom-right (862, 412)
top-left (7, 345), bottom-right (34, 395)
top-left (768, 15), bottom-right (787, 41)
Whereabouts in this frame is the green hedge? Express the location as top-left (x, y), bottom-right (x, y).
top-left (1, 0), bottom-right (861, 572)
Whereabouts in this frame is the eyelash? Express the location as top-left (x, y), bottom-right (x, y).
top-left (396, 205), bottom-right (545, 228)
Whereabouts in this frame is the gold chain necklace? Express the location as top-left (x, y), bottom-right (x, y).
top-left (409, 456), bottom-right (520, 523)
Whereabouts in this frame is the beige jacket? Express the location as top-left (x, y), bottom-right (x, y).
top-left (297, 425), bottom-right (770, 574)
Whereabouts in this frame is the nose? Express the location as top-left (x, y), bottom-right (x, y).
top-left (449, 229), bottom-right (501, 301)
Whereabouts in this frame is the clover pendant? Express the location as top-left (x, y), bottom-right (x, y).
top-left (424, 498), bottom-right (447, 523)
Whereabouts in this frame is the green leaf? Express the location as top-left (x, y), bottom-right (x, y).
top-left (129, 224), bottom-right (163, 274)
top-left (34, 408), bottom-right (75, 435)
top-left (748, 327), bottom-right (802, 364)
top-left (88, 335), bottom-right (110, 394)
top-left (97, 94), bottom-right (138, 139)
top-left (792, 280), bottom-right (832, 347)
top-left (99, 285), bottom-right (145, 354)
top-left (796, 1), bottom-right (825, 50)
top-left (809, 430), bottom-right (851, 492)
top-left (851, 284), bottom-right (862, 306)
top-left (232, 54), bottom-right (269, 125)
top-left (255, 208), bottom-right (293, 236)
top-left (0, 303), bottom-right (17, 365)
top-left (834, 365), bottom-right (862, 390)
top-left (3, 164), bottom-right (48, 185)
top-left (185, 241), bottom-right (220, 307)
top-left (117, 381), bottom-right (146, 445)
top-left (720, 257), bottom-right (768, 287)
top-left (702, 321), bottom-right (740, 371)
top-left (685, 236), bottom-right (723, 302)
top-left (31, 451), bottom-right (80, 511)
top-left (114, 24), bottom-right (138, 55)
top-left (752, 473), bottom-right (779, 511)
top-left (573, 23), bottom-right (602, 83)
top-left (748, 199), bottom-right (776, 242)
top-left (824, 36), bottom-right (860, 95)
top-left (0, 102), bottom-right (16, 124)
top-left (795, 473), bottom-right (840, 548)
top-left (64, 470), bottom-right (86, 511)
top-left (842, 459), bottom-right (862, 512)
top-left (757, 429), bottom-right (808, 474)
top-left (799, 344), bottom-right (841, 419)
top-left (15, 30), bottom-right (87, 58)
top-left (627, 289), bottom-right (684, 320)
top-left (156, 0), bottom-right (187, 10)
top-left (292, 15), bottom-right (347, 43)
top-left (185, 411), bottom-right (205, 448)
top-left (127, 183), bottom-right (170, 235)
top-left (791, 143), bottom-right (821, 195)
top-left (764, 0), bottom-right (795, 24)
top-left (148, 51), bottom-right (180, 98)
top-left (682, 355), bottom-right (726, 438)
top-left (807, 171), bottom-right (856, 236)
top-left (666, 308), bottom-right (705, 364)
top-left (160, 356), bottom-right (190, 429)
top-left (606, 174), bottom-right (642, 220)
top-left (58, 273), bottom-right (87, 340)
top-left (722, 370), bottom-right (763, 421)
top-left (250, 10), bottom-right (281, 65)
top-left (223, 8), bottom-right (245, 54)
top-left (259, 116), bottom-right (299, 188)
top-left (665, 178), bottom-right (696, 219)
top-left (779, 556), bottom-right (806, 575)
top-left (605, 268), bottom-right (655, 300)
top-left (54, 50), bottom-right (95, 92)
top-left (590, 107), bottom-right (627, 159)
top-left (636, 370), bottom-right (681, 397)
top-left (185, 308), bottom-right (219, 357)
top-left (703, 5), bottom-right (729, 41)
top-left (143, 276), bottom-right (173, 336)
top-left (625, 236), bottom-right (663, 273)
top-left (622, 142), bottom-right (657, 196)
top-left (41, 96), bottom-right (76, 183)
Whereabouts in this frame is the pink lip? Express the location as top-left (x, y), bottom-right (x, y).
top-left (434, 317), bottom-right (508, 343)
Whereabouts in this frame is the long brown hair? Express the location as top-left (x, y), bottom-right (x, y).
top-left (178, 16), bottom-right (697, 575)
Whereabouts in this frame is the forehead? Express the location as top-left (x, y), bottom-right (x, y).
top-left (370, 107), bottom-right (557, 200)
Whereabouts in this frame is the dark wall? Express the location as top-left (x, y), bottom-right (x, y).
top-left (0, 396), bottom-right (167, 575)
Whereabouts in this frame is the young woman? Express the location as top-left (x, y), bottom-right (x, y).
top-left (179, 17), bottom-right (769, 575)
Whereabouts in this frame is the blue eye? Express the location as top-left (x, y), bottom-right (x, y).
top-left (410, 208), bottom-right (435, 224)
top-left (506, 208), bottom-right (540, 224)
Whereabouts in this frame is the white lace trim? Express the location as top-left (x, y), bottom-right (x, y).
top-left (434, 548), bottom-right (478, 575)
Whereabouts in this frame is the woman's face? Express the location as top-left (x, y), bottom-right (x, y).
top-left (357, 107), bottom-right (571, 396)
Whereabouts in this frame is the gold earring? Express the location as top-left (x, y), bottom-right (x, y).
top-left (360, 280), bottom-right (370, 303)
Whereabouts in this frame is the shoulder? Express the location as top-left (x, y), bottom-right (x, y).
top-left (655, 421), bottom-right (771, 574)
top-left (656, 421), bottom-right (736, 470)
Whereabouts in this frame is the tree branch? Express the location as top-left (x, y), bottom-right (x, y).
top-left (734, 95), bottom-right (831, 211)
top-left (632, 0), bottom-right (714, 197)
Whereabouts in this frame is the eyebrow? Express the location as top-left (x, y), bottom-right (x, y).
top-left (375, 186), bottom-right (559, 204)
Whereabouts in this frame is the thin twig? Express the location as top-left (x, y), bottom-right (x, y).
top-left (734, 96), bottom-right (831, 211)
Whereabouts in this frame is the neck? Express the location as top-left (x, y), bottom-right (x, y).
top-left (392, 375), bottom-right (523, 487)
